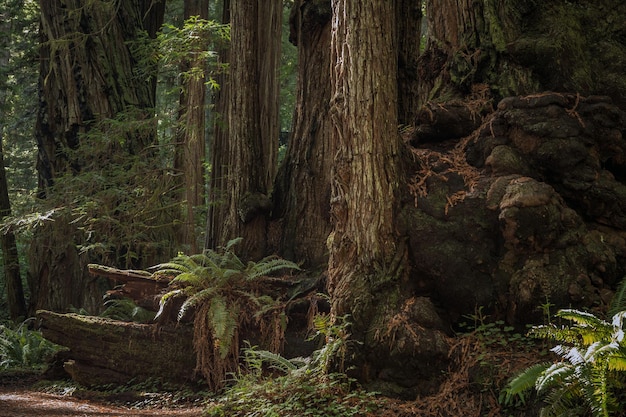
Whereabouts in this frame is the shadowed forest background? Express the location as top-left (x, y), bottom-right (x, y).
top-left (1, 0), bottom-right (626, 416)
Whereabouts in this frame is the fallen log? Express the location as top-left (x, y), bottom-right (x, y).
top-left (88, 264), bottom-right (169, 310)
top-left (37, 310), bottom-right (197, 387)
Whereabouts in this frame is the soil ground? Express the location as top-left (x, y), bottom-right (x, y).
top-left (0, 372), bottom-right (205, 417)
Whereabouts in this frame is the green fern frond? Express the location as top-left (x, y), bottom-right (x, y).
top-left (502, 362), bottom-right (551, 404)
top-left (557, 310), bottom-right (611, 333)
top-left (540, 385), bottom-right (584, 417)
top-left (208, 296), bottom-right (238, 358)
top-left (529, 324), bottom-right (582, 345)
top-left (151, 263), bottom-right (191, 275)
top-left (536, 362), bottom-right (574, 393)
top-left (179, 287), bottom-right (217, 321)
top-left (608, 277), bottom-right (626, 317)
top-left (243, 348), bottom-right (299, 374)
top-left (222, 237), bottom-right (243, 253)
top-left (171, 271), bottom-right (209, 289)
top-left (607, 351), bottom-right (626, 371)
top-left (244, 257), bottom-right (301, 280)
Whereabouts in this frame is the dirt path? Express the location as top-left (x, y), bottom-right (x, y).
top-left (0, 387), bottom-right (205, 417)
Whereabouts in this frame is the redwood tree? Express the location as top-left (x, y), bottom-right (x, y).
top-left (175, 0), bottom-right (209, 253)
top-left (0, 2), bottom-right (27, 320)
top-left (327, 0), bottom-right (412, 380)
top-left (207, 0), bottom-right (281, 259)
top-left (32, 0), bottom-right (166, 313)
top-left (271, 0), bottom-right (334, 267)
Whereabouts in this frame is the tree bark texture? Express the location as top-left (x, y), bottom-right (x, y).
top-left (328, 0), bottom-right (413, 380)
top-left (395, 0), bottom-right (423, 125)
top-left (214, 0), bottom-right (281, 259)
top-left (206, 0), bottom-right (230, 251)
top-left (271, 0), bottom-right (333, 267)
top-left (175, 0), bottom-right (209, 253)
top-left (37, 311), bottom-right (196, 387)
top-left (32, 0), bottom-right (165, 313)
top-left (419, 0), bottom-right (626, 107)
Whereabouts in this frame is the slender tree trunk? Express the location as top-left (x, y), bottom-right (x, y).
top-left (206, 0), bottom-right (230, 251)
top-left (32, 0), bottom-right (165, 313)
top-left (328, 0), bottom-right (409, 377)
top-left (0, 6), bottom-right (27, 320)
top-left (209, 0), bottom-right (281, 259)
top-left (272, 0), bottom-right (333, 267)
top-left (0, 139), bottom-right (27, 320)
top-left (175, 0), bottom-right (209, 253)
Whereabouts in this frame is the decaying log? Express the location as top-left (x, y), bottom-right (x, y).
top-left (88, 264), bottom-right (169, 310)
top-left (37, 310), bottom-right (197, 387)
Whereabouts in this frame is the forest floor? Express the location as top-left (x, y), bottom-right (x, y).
top-left (0, 371), bottom-right (205, 417)
top-left (0, 334), bottom-right (539, 417)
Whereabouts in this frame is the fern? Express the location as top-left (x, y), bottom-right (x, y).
top-left (501, 308), bottom-right (626, 417)
top-left (208, 296), bottom-right (238, 359)
top-left (502, 362), bottom-right (551, 405)
top-left (242, 346), bottom-right (300, 374)
top-left (608, 277), bottom-right (626, 317)
top-left (151, 237), bottom-right (301, 390)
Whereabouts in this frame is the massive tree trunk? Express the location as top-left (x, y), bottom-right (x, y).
top-left (419, 0), bottom-right (626, 107)
top-left (271, 0), bottom-right (333, 267)
top-left (327, 1), bottom-right (448, 394)
top-left (208, 0), bottom-right (281, 259)
top-left (175, 0), bottom-right (209, 253)
top-left (32, 0), bottom-right (165, 313)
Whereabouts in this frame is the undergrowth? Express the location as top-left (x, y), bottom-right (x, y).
top-left (0, 319), bottom-right (62, 370)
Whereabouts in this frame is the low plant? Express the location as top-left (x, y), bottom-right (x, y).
top-left (0, 319), bottom-right (62, 369)
top-left (205, 316), bottom-right (379, 417)
top-left (501, 309), bottom-right (626, 417)
top-left (151, 237), bottom-right (301, 391)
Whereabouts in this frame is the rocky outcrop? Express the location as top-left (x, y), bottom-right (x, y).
top-left (405, 93), bottom-right (626, 325)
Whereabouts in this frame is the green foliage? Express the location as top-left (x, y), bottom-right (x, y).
top-left (205, 334), bottom-right (379, 417)
top-left (501, 309), bottom-right (626, 417)
top-left (459, 306), bottom-right (536, 352)
top-left (0, 319), bottom-right (62, 369)
top-left (152, 238), bottom-right (300, 391)
top-left (608, 276), bottom-right (626, 317)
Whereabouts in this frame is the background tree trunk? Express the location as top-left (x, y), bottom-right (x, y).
top-left (210, 0), bottom-right (281, 259)
top-left (206, 0), bottom-right (230, 251)
top-left (0, 6), bottom-right (27, 320)
top-left (175, 0), bottom-right (209, 254)
top-left (31, 0), bottom-right (165, 313)
top-left (396, 0), bottom-right (423, 125)
top-left (271, 0), bottom-right (333, 267)
top-left (328, 0), bottom-right (412, 380)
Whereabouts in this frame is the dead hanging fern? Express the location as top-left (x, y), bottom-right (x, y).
top-left (151, 237), bottom-right (301, 391)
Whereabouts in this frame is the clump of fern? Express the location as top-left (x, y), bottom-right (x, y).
top-left (501, 308), bottom-right (626, 417)
top-left (0, 319), bottom-right (62, 370)
top-left (205, 317), bottom-right (379, 417)
top-left (151, 237), bottom-right (301, 391)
